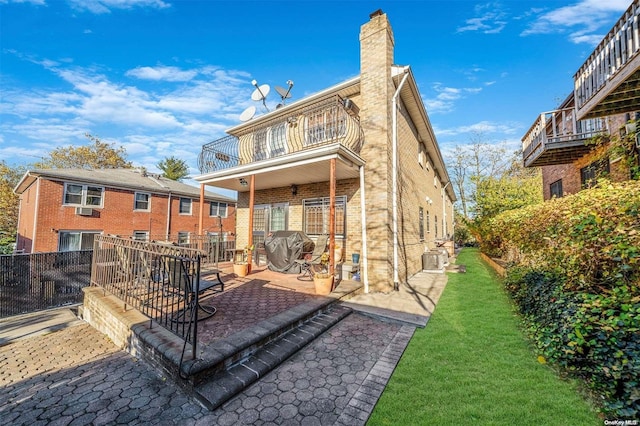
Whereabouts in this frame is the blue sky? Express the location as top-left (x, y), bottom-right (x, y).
top-left (0, 0), bottom-right (631, 187)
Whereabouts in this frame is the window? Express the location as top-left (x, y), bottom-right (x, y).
top-left (58, 231), bottom-right (100, 251)
top-left (254, 124), bottom-right (287, 161)
top-left (435, 215), bottom-right (438, 238)
top-left (254, 128), bottom-right (268, 161)
top-left (177, 232), bottom-right (189, 244)
top-left (133, 231), bottom-right (149, 241)
top-left (581, 158), bottom-right (609, 189)
top-left (305, 106), bottom-right (347, 146)
top-left (419, 207), bottom-right (425, 241)
top-left (134, 192), bottom-right (150, 211)
top-left (550, 179), bottom-right (563, 198)
top-left (252, 203), bottom-right (289, 247)
top-left (63, 183), bottom-right (104, 207)
top-left (426, 210), bottom-right (430, 233)
top-left (210, 201), bottom-right (228, 217)
top-left (179, 198), bottom-right (192, 214)
top-left (303, 196), bottom-right (346, 237)
top-left (269, 123), bottom-right (287, 157)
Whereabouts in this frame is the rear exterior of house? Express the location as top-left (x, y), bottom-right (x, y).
top-left (14, 168), bottom-right (236, 253)
top-left (194, 12), bottom-right (456, 292)
top-left (522, 0), bottom-right (640, 199)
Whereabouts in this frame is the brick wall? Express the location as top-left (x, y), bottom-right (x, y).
top-left (541, 113), bottom-right (636, 200)
top-left (16, 178), bottom-right (236, 253)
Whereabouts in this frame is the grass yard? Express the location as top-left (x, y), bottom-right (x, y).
top-left (368, 248), bottom-right (600, 426)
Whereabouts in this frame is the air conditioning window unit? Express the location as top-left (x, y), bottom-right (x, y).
top-left (75, 207), bottom-right (93, 216)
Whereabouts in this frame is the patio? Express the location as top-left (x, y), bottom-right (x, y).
top-left (194, 261), bottom-right (360, 350)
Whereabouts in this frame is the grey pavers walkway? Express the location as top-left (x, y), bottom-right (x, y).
top-left (0, 312), bottom-right (412, 425)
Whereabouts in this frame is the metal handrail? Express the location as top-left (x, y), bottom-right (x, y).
top-left (574, 0), bottom-right (640, 109)
top-left (198, 95), bottom-right (364, 173)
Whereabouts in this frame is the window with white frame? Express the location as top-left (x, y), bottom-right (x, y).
top-left (177, 232), bottom-right (189, 244)
top-left (210, 201), bottom-right (228, 217)
top-left (179, 197), bottom-right (192, 214)
top-left (133, 231), bottom-right (149, 241)
top-left (302, 196), bottom-right (346, 237)
top-left (305, 106), bottom-right (347, 146)
top-left (63, 183), bottom-right (104, 207)
top-left (269, 123), bottom-right (287, 157)
top-left (254, 124), bottom-right (287, 161)
top-left (58, 231), bottom-right (101, 251)
top-left (419, 207), bottom-right (425, 241)
top-left (134, 192), bottom-right (150, 211)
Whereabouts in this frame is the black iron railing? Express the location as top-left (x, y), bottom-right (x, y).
top-left (91, 235), bottom-right (223, 359)
top-left (0, 250), bottom-right (92, 319)
top-left (198, 95), bottom-right (364, 173)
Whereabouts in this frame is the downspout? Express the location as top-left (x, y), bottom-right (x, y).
top-left (166, 192), bottom-right (172, 240)
top-left (359, 164), bottom-right (369, 293)
top-left (32, 177), bottom-right (40, 253)
top-left (392, 66), bottom-right (410, 290)
top-left (442, 181), bottom-right (451, 239)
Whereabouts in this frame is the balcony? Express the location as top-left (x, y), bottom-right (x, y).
top-left (198, 95), bottom-right (364, 177)
top-left (522, 107), bottom-right (607, 168)
top-left (574, 0), bottom-right (640, 120)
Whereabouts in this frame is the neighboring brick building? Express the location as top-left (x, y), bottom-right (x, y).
top-left (194, 11), bottom-right (456, 292)
top-left (522, 1), bottom-right (640, 200)
top-left (13, 168), bottom-right (236, 253)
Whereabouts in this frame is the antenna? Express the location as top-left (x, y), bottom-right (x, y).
top-left (251, 79), bottom-right (271, 111)
top-left (275, 80), bottom-right (294, 107)
top-left (239, 106), bottom-right (256, 122)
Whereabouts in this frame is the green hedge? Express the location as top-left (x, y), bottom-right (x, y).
top-left (482, 180), bottom-right (640, 418)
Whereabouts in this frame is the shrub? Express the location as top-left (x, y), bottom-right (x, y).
top-left (487, 180), bottom-right (640, 418)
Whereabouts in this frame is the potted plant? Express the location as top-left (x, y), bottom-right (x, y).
top-left (233, 245), bottom-right (253, 277)
top-left (313, 252), bottom-right (334, 295)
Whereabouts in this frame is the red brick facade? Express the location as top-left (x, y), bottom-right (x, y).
top-left (15, 176), bottom-right (235, 253)
top-left (541, 113), bottom-right (637, 200)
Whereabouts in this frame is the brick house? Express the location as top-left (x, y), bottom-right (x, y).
top-left (522, 1), bottom-right (640, 199)
top-left (13, 168), bottom-right (236, 253)
top-left (193, 11), bottom-right (456, 292)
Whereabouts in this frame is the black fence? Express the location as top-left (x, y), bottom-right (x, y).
top-left (91, 236), bottom-right (221, 360)
top-left (0, 250), bottom-right (92, 319)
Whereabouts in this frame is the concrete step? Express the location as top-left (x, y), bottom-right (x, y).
top-left (192, 304), bottom-right (353, 410)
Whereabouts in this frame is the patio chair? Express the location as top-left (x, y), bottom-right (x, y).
top-left (295, 234), bottom-right (329, 281)
top-left (163, 253), bottom-right (224, 323)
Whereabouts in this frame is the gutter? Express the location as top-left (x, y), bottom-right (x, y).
top-left (392, 66), bottom-right (410, 290)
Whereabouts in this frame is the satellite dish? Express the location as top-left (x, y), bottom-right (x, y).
top-left (251, 84), bottom-right (270, 101)
top-left (275, 86), bottom-right (291, 99)
top-left (239, 106), bottom-right (256, 122)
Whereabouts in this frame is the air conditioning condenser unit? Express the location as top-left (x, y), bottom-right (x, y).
top-left (75, 207), bottom-right (93, 216)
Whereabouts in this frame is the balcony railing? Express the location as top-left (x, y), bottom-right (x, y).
top-left (522, 107), bottom-right (607, 167)
top-left (198, 95), bottom-right (364, 173)
top-left (574, 0), bottom-right (640, 116)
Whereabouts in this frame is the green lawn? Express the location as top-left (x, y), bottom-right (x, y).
top-left (368, 248), bottom-right (600, 426)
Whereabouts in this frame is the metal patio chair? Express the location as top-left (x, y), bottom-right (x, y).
top-left (295, 234), bottom-right (329, 281)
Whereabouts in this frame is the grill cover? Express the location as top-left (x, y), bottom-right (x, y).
top-left (264, 231), bottom-right (314, 273)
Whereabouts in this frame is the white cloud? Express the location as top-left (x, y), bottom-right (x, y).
top-left (126, 66), bottom-right (198, 82)
top-left (67, 0), bottom-right (171, 14)
top-left (424, 83), bottom-right (483, 114)
top-left (435, 120), bottom-right (520, 137)
top-left (457, 2), bottom-right (508, 34)
top-left (522, 0), bottom-right (629, 44)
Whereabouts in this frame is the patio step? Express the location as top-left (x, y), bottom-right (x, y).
top-left (191, 304), bottom-right (352, 410)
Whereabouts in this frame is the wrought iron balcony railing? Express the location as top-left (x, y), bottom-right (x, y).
top-left (574, 0), bottom-right (640, 115)
top-left (522, 107), bottom-right (607, 167)
top-left (198, 95), bottom-right (364, 173)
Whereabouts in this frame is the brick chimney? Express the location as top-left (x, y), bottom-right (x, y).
top-left (359, 10), bottom-right (396, 291)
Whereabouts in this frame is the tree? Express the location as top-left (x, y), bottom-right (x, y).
top-left (446, 134), bottom-right (512, 219)
top-left (34, 133), bottom-right (133, 169)
top-left (0, 161), bottom-right (26, 253)
top-left (157, 156), bottom-right (189, 181)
